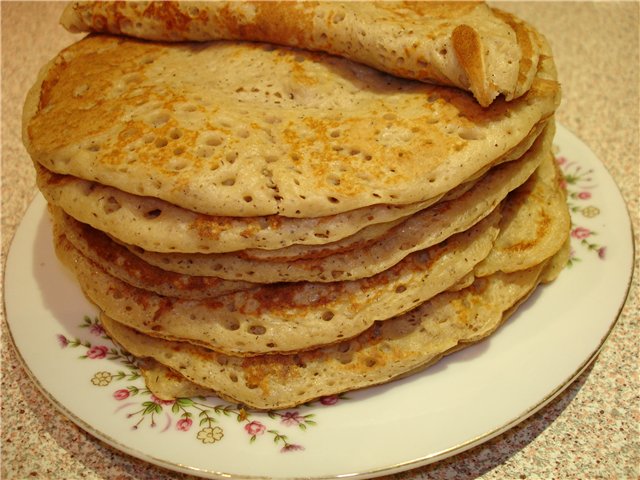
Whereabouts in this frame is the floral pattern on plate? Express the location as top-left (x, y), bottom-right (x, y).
top-left (556, 154), bottom-right (607, 265)
top-left (57, 315), bottom-right (344, 452)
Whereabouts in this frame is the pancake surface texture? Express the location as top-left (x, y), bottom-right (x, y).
top-left (34, 118), bottom-right (545, 254)
top-left (122, 122), bottom-right (552, 282)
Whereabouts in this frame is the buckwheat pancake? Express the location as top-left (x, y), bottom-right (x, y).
top-left (60, 1), bottom-right (540, 107)
top-left (50, 206), bottom-right (256, 300)
top-left (100, 262), bottom-right (547, 410)
top-left (125, 122), bottom-right (552, 283)
top-left (23, 34), bottom-right (559, 219)
top-left (34, 118), bottom-right (546, 254)
top-left (53, 210), bottom-right (501, 356)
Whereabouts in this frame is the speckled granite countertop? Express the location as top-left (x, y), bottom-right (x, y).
top-left (2, 2), bottom-right (638, 479)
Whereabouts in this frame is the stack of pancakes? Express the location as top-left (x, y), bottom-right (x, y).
top-left (22, 2), bottom-right (569, 410)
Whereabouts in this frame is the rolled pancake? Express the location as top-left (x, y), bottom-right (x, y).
top-left (60, 1), bottom-right (540, 107)
top-left (53, 210), bottom-right (501, 356)
top-left (100, 262), bottom-right (547, 410)
top-left (23, 34), bottom-right (559, 218)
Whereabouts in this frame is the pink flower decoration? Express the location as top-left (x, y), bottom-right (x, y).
top-left (86, 345), bottom-right (109, 359)
top-left (598, 247), bottom-right (607, 259)
top-left (571, 227), bottom-right (591, 240)
top-left (577, 191), bottom-right (591, 200)
top-left (281, 444), bottom-right (305, 453)
top-left (151, 395), bottom-right (174, 406)
top-left (57, 334), bottom-right (69, 348)
top-left (176, 418), bottom-right (192, 432)
top-left (280, 411), bottom-right (304, 426)
top-left (319, 395), bottom-right (339, 406)
top-left (113, 389), bottom-right (130, 401)
top-left (245, 421), bottom-right (266, 436)
top-left (90, 323), bottom-right (105, 336)
top-left (555, 155), bottom-right (567, 165)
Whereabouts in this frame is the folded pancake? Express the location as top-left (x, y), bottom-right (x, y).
top-left (53, 209), bottom-right (501, 356)
top-left (100, 262), bottom-right (548, 410)
top-left (137, 358), bottom-right (215, 401)
top-left (60, 1), bottom-right (542, 107)
top-left (23, 34), bottom-right (559, 220)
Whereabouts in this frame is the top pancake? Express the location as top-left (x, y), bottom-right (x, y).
top-left (23, 33), bottom-right (559, 218)
top-left (60, 1), bottom-right (542, 107)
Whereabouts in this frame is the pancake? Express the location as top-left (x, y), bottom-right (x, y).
top-left (50, 206), bottom-right (257, 300)
top-left (34, 118), bottom-right (546, 254)
top-left (125, 121), bottom-right (552, 283)
top-left (35, 163), bottom-right (437, 253)
top-left (100, 262), bottom-right (547, 410)
top-left (540, 238), bottom-right (570, 284)
top-left (60, 1), bottom-right (542, 107)
top-left (475, 150), bottom-right (570, 277)
top-left (137, 358), bottom-right (215, 401)
top-left (23, 34), bottom-right (559, 219)
top-left (24, 2), bottom-right (567, 413)
top-left (53, 210), bottom-right (501, 356)
top-left (124, 238), bottom-right (570, 404)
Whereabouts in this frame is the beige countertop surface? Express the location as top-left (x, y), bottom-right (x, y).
top-left (2, 2), bottom-right (638, 479)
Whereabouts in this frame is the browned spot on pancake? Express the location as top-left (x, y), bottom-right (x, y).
top-left (142, 2), bottom-right (193, 34)
top-left (505, 210), bottom-right (551, 252)
top-left (240, 354), bottom-right (300, 395)
top-left (249, 283), bottom-right (340, 313)
top-left (28, 36), bottom-right (156, 154)
top-left (151, 297), bottom-right (175, 324)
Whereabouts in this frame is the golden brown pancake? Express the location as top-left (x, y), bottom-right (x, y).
top-left (23, 35), bottom-right (559, 219)
top-left (34, 118), bottom-right (546, 254)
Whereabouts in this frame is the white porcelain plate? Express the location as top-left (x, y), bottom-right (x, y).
top-left (4, 124), bottom-right (634, 479)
